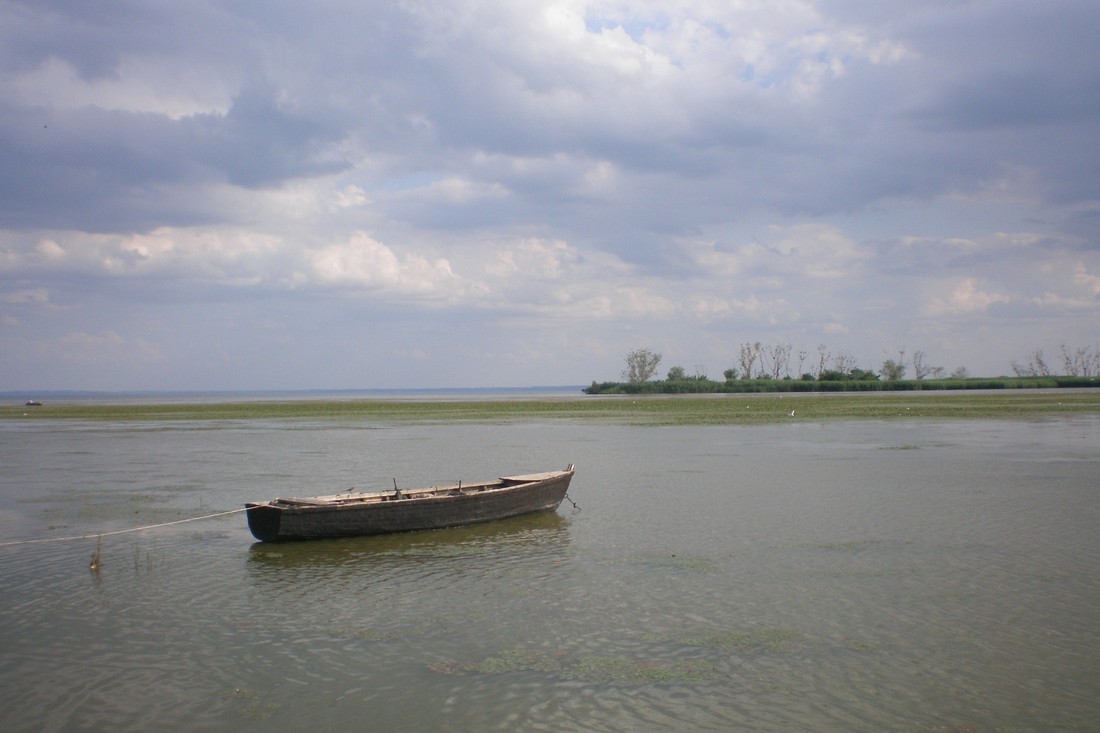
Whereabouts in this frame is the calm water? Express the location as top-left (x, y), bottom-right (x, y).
top-left (1, 416), bottom-right (1097, 733)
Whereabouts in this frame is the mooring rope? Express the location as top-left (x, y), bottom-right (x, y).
top-left (0, 507), bottom-right (248, 548)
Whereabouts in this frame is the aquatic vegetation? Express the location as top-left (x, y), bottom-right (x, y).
top-left (396, 544), bottom-right (490, 558)
top-left (564, 655), bottom-right (717, 683)
top-left (228, 687), bottom-right (281, 721)
top-left (432, 625), bottom-right (811, 685)
top-left (429, 647), bottom-right (718, 683)
top-left (5, 391), bottom-right (1099, 425)
top-left (658, 624), bottom-right (890, 658)
top-left (641, 553), bottom-right (719, 572)
top-left (672, 626), bottom-right (808, 653)
top-left (132, 544), bottom-right (156, 573)
top-left (471, 648), bottom-right (568, 675)
top-left (910, 721), bottom-right (1020, 726)
top-left (430, 648), bottom-right (565, 676)
top-left (800, 539), bottom-right (882, 552)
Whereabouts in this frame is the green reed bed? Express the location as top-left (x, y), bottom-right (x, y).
top-left (4, 390), bottom-right (1099, 425)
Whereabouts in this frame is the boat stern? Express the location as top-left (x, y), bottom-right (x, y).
top-left (245, 502), bottom-right (283, 542)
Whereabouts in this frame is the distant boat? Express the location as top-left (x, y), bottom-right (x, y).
top-left (25, 400), bottom-right (42, 406)
top-left (245, 464), bottom-right (576, 542)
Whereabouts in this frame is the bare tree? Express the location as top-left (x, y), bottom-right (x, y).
top-left (833, 351), bottom-right (858, 375)
top-left (759, 349), bottom-right (772, 380)
top-left (1032, 350), bottom-right (1050, 376)
top-left (912, 350), bottom-right (926, 379)
top-left (1011, 349), bottom-right (1051, 377)
top-left (739, 342), bottom-right (763, 379)
top-left (911, 350), bottom-right (943, 380)
top-left (622, 348), bottom-right (662, 382)
top-left (1060, 343), bottom-right (1100, 377)
top-left (951, 366), bottom-right (970, 379)
top-left (766, 342), bottom-right (792, 379)
top-left (814, 344), bottom-right (831, 379)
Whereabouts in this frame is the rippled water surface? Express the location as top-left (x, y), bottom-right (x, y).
top-left (2, 416), bottom-right (1098, 733)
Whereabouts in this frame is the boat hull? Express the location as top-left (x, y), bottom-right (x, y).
top-left (245, 466), bottom-right (574, 542)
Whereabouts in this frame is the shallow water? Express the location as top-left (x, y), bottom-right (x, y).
top-left (1, 416), bottom-right (1098, 733)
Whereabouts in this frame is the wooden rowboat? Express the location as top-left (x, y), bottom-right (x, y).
top-left (245, 464), bottom-right (575, 542)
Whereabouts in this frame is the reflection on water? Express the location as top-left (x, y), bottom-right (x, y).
top-left (248, 511), bottom-right (569, 565)
top-left (244, 511), bottom-right (572, 601)
top-left (1, 416), bottom-right (1098, 733)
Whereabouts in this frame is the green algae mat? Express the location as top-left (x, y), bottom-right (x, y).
top-left (4, 391), bottom-right (1099, 425)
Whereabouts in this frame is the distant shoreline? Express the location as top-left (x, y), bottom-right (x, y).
top-left (4, 389), bottom-right (1099, 425)
top-left (1, 385), bottom-right (587, 405)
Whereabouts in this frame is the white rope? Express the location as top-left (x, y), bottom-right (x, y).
top-left (0, 507), bottom-right (248, 548)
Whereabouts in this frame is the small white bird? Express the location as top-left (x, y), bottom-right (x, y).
top-left (788, 409), bottom-right (795, 417)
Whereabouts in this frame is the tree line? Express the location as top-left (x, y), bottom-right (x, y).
top-left (1011, 345), bottom-right (1100, 378)
top-left (585, 343), bottom-right (1099, 394)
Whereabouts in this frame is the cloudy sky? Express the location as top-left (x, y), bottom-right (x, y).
top-left (2, 0), bottom-right (1098, 391)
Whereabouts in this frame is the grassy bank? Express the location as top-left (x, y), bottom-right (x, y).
top-left (4, 391), bottom-right (1099, 426)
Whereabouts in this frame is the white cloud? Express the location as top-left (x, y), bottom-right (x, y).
top-left (766, 224), bottom-right (866, 279)
top-left (36, 240), bottom-right (66, 260)
top-left (413, 177), bottom-right (510, 204)
top-left (310, 232), bottom-right (462, 298)
top-left (673, 224), bottom-right (865, 283)
top-left (923, 277), bottom-right (1010, 317)
top-left (610, 286), bottom-right (678, 319)
top-left (486, 238), bottom-right (577, 279)
top-left (1073, 262), bottom-right (1100, 295)
top-left (330, 185), bottom-right (372, 210)
top-left (25, 229), bottom-right (280, 278)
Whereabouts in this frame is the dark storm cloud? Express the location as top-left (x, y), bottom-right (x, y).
top-left (0, 80), bottom-right (349, 231)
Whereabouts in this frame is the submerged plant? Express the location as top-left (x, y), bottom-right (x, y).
top-left (429, 647), bottom-right (718, 684)
top-left (564, 655), bottom-right (717, 683)
top-left (430, 648), bottom-right (566, 676)
top-left (672, 626), bottom-right (807, 652)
